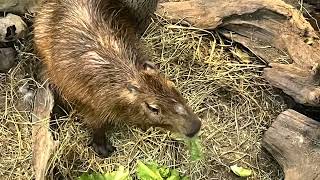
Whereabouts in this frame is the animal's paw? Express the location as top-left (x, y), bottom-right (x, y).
top-left (91, 141), bottom-right (116, 158)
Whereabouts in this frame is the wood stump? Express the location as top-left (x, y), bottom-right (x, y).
top-left (32, 84), bottom-right (57, 180)
top-left (262, 109), bottom-right (320, 180)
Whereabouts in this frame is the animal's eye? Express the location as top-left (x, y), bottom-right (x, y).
top-left (146, 103), bottom-right (160, 115)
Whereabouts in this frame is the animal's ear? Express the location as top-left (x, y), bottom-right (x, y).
top-left (166, 80), bottom-right (175, 87)
top-left (143, 61), bottom-right (158, 73)
top-left (127, 83), bottom-right (141, 94)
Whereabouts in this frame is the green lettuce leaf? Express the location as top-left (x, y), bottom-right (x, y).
top-left (187, 136), bottom-right (203, 161)
top-left (77, 166), bottom-right (131, 180)
top-left (136, 160), bottom-right (163, 180)
top-left (230, 165), bottom-right (252, 177)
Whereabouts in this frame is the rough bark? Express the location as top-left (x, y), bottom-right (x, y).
top-left (262, 109), bottom-right (320, 180)
top-left (157, 0), bottom-right (319, 65)
top-left (32, 84), bottom-right (57, 180)
top-left (264, 63), bottom-right (320, 106)
top-left (157, 0), bottom-right (320, 107)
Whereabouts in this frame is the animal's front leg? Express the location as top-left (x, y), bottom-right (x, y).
top-left (90, 126), bottom-right (116, 158)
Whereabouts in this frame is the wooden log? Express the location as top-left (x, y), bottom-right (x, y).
top-left (157, 0), bottom-right (319, 65)
top-left (32, 84), bottom-right (58, 180)
top-left (263, 63), bottom-right (320, 106)
top-left (283, 0), bottom-right (320, 25)
top-left (262, 109), bottom-right (320, 180)
top-left (157, 0), bottom-right (320, 106)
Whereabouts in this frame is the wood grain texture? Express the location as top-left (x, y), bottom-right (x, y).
top-left (32, 85), bottom-right (57, 180)
top-left (262, 109), bottom-right (320, 180)
top-left (157, 0), bottom-right (320, 107)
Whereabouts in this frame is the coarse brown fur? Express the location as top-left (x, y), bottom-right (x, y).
top-left (34, 0), bottom-right (201, 157)
top-left (121, 0), bottom-right (159, 35)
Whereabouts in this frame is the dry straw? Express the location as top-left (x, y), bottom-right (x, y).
top-left (0, 16), bottom-right (285, 179)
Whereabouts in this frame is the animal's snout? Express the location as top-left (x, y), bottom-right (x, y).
top-left (185, 119), bottom-right (201, 137)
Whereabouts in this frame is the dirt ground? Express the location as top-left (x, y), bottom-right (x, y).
top-left (0, 13), bottom-right (288, 180)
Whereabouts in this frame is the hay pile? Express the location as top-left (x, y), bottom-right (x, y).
top-left (0, 16), bottom-right (286, 179)
top-left (0, 66), bottom-right (33, 178)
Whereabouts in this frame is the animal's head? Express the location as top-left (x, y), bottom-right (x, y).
top-left (121, 61), bottom-right (201, 137)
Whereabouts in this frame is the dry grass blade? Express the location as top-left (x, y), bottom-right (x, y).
top-left (0, 17), bottom-right (286, 179)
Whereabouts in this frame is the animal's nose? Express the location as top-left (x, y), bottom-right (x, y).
top-left (185, 119), bottom-right (201, 137)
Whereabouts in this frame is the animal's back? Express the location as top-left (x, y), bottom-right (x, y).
top-left (34, 0), bottom-right (145, 126)
top-left (34, 0), bottom-right (201, 158)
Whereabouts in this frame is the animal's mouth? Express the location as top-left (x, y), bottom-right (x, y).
top-left (145, 121), bottom-right (201, 137)
top-left (156, 123), bottom-right (199, 137)
top-left (184, 119), bottom-right (202, 137)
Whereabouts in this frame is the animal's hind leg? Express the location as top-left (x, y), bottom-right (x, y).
top-left (89, 123), bottom-right (116, 158)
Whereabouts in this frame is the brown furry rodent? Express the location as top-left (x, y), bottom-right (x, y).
top-left (34, 0), bottom-right (201, 157)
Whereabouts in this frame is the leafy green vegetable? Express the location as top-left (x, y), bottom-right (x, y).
top-left (136, 161), bottom-right (190, 180)
top-left (170, 170), bottom-right (179, 177)
top-left (78, 173), bottom-right (103, 180)
top-left (170, 133), bottom-right (203, 161)
top-left (230, 165), bottom-right (252, 177)
top-left (186, 136), bottom-right (203, 161)
top-left (94, 173), bottom-right (106, 180)
top-left (78, 166), bottom-right (132, 180)
top-left (180, 176), bottom-right (190, 180)
top-left (159, 167), bottom-right (170, 178)
top-left (105, 166), bottom-right (132, 180)
top-left (166, 176), bottom-right (179, 180)
top-left (136, 160), bottom-right (163, 180)
top-left (78, 161), bottom-right (189, 180)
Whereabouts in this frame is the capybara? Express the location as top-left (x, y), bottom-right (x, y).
top-left (34, 0), bottom-right (201, 157)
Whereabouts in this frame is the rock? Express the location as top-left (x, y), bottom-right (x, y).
top-left (0, 13), bottom-right (27, 42)
top-left (0, 47), bottom-right (16, 73)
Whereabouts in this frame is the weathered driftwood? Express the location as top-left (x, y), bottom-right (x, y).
top-left (157, 0), bottom-right (320, 107)
top-left (301, 0), bottom-right (320, 32)
top-left (157, 0), bottom-right (319, 65)
top-left (262, 109), bottom-right (320, 180)
top-left (32, 84), bottom-right (57, 180)
top-left (264, 63), bottom-right (320, 106)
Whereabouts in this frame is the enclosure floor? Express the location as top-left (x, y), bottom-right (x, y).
top-left (0, 18), bottom-right (286, 179)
